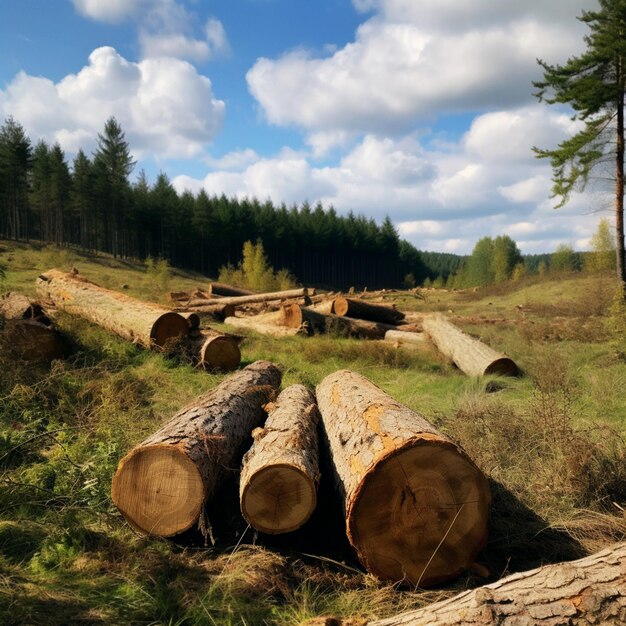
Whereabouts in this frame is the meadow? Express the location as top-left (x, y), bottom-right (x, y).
top-left (1, 240), bottom-right (625, 625)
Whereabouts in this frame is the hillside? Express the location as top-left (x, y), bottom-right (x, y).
top-left (1, 240), bottom-right (625, 625)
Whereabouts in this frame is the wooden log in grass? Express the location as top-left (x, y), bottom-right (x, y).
top-left (316, 370), bottom-right (490, 587)
top-left (185, 328), bottom-right (241, 371)
top-left (423, 314), bottom-right (518, 377)
top-left (207, 282), bottom-right (255, 297)
top-left (111, 360), bottom-right (282, 537)
top-left (331, 296), bottom-right (405, 325)
top-left (36, 269), bottom-right (189, 349)
top-left (240, 384), bottom-right (320, 534)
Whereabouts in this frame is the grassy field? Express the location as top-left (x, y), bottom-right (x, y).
top-left (1, 240), bottom-right (625, 625)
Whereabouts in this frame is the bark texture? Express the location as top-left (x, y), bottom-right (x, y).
top-left (175, 302), bottom-right (236, 321)
top-left (185, 288), bottom-right (311, 308)
top-left (316, 370), bottom-right (490, 587)
top-left (0, 292), bottom-right (48, 323)
top-left (331, 297), bottom-right (405, 325)
top-left (423, 314), bottom-right (518, 377)
top-left (208, 282), bottom-right (255, 297)
top-left (225, 312), bottom-right (306, 337)
top-left (184, 328), bottom-right (241, 371)
top-left (36, 269), bottom-right (189, 349)
top-left (384, 330), bottom-right (426, 347)
top-left (240, 384), bottom-right (320, 534)
top-left (361, 541), bottom-right (626, 625)
top-left (111, 360), bottom-right (282, 537)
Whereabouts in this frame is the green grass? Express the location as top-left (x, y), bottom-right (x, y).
top-left (1, 239), bottom-right (625, 625)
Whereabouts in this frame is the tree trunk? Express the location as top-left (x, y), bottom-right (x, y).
top-left (36, 269), bottom-right (189, 348)
top-left (331, 297), bottom-right (405, 325)
top-left (316, 370), bottom-right (490, 587)
top-left (616, 79), bottom-right (626, 295)
top-left (336, 541), bottom-right (626, 626)
top-left (168, 289), bottom-right (212, 303)
top-left (1, 319), bottom-right (65, 363)
top-left (111, 360), bottom-right (282, 537)
top-left (174, 302), bottom-right (236, 322)
top-left (0, 292), bottom-right (48, 323)
top-left (423, 314), bottom-right (518, 377)
top-left (184, 328), bottom-right (241, 371)
top-left (185, 287), bottom-right (312, 308)
top-left (384, 329), bottom-right (426, 347)
top-left (225, 312), bottom-right (307, 337)
top-left (208, 282), bottom-right (256, 297)
top-left (240, 384), bottom-right (320, 534)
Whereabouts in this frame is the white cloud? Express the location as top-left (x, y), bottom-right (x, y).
top-left (0, 46), bottom-right (225, 159)
top-left (73, 0), bottom-right (144, 22)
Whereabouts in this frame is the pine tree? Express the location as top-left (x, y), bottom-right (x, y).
top-left (71, 150), bottom-right (93, 250)
top-left (533, 0), bottom-right (626, 294)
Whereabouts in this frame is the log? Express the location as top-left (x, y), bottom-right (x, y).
top-left (175, 302), bottom-right (236, 321)
top-left (240, 384), bottom-right (320, 534)
top-left (185, 287), bottom-right (312, 308)
top-left (0, 292), bottom-right (48, 323)
top-left (208, 282), bottom-right (255, 297)
top-left (423, 314), bottom-right (518, 377)
top-left (331, 297), bottom-right (405, 325)
top-left (185, 328), bottom-right (241, 371)
top-left (36, 269), bottom-right (189, 349)
top-left (168, 289), bottom-right (211, 302)
top-left (224, 313), bottom-right (306, 338)
top-left (337, 541), bottom-right (626, 626)
top-left (383, 329), bottom-right (426, 347)
top-left (111, 360), bottom-right (282, 537)
top-left (1, 319), bottom-right (65, 362)
top-left (316, 370), bottom-right (490, 587)
top-left (180, 311), bottom-right (200, 330)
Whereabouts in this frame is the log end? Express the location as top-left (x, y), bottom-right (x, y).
top-left (484, 357), bottom-right (519, 377)
top-left (241, 464), bottom-right (317, 535)
top-left (111, 445), bottom-right (205, 537)
top-left (199, 335), bottom-right (241, 372)
top-left (348, 439), bottom-right (490, 588)
top-left (150, 312), bottom-right (190, 347)
top-left (280, 303), bottom-right (303, 328)
top-left (332, 296), bottom-right (349, 317)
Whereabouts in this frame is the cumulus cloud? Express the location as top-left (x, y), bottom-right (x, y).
top-left (0, 46), bottom-right (225, 159)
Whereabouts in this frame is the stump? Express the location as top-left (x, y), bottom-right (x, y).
top-left (186, 329), bottom-right (241, 371)
top-left (111, 360), bottom-right (282, 537)
top-left (240, 384), bottom-right (320, 534)
top-left (316, 370), bottom-right (490, 587)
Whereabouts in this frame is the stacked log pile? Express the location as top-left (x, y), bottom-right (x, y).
top-left (0, 292), bottom-right (65, 362)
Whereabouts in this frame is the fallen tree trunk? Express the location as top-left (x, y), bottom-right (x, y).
top-left (1, 319), bottom-right (65, 362)
top-left (36, 269), bottom-right (189, 349)
top-left (280, 305), bottom-right (416, 339)
top-left (331, 297), bottom-right (405, 325)
top-left (185, 287), bottom-right (312, 308)
top-left (174, 302), bottom-right (235, 322)
top-left (0, 292), bottom-right (48, 323)
top-left (240, 384), bottom-right (320, 534)
top-left (383, 329), bottom-right (426, 347)
top-left (208, 282), bottom-right (255, 297)
top-left (423, 314), bottom-right (518, 377)
top-left (111, 360), bottom-right (282, 537)
top-left (345, 541), bottom-right (626, 625)
top-left (316, 370), bottom-right (490, 587)
top-left (168, 289), bottom-right (211, 303)
top-left (184, 328), bottom-right (241, 371)
top-left (224, 313), bottom-right (306, 338)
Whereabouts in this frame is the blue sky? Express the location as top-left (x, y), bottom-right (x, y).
top-left (0, 0), bottom-right (608, 253)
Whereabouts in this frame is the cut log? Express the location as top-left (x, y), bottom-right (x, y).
top-left (1, 319), bottom-right (65, 362)
top-left (208, 282), bottom-right (256, 297)
top-left (316, 370), bottom-right (490, 587)
top-left (331, 297), bottom-right (405, 325)
top-left (224, 313), bottom-right (306, 338)
top-left (185, 328), bottom-right (241, 371)
top-left (383, 329), bottom-right (426, 347)
top-left (36, 269), bottom-right (189, 349)
top-left (168, 289), bottom-right (211, 302)
top-left (0, 292), bottom-right (48, 323)
top-left (175, 302), bottom-right (236, 321)
top-left (111, 360), bottom-right (282, 537)
top-left (423, 314), bottom-right (518, 377)
top-left (180, 311), bottom-right (200, 330)
top-left (330, 541), bottom-right (626, 626)
top-left (240, 384), bottom-right (320, 534)
top-left (185, 287), bottom-right (312, 308)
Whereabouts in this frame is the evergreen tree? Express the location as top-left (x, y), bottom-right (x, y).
top-left (30, 140), bottom-right (51, 241)
top-left (533, 0), bottom-right (626, 294)
top-left (48, 143), bottom-right (71, 245)
top-left (71, 150), bottom-right (93, 250)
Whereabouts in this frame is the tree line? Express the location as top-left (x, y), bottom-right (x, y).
top-left (0, 115), bottom-right (445, 290)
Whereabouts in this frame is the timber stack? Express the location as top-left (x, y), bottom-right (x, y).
top-left (240, 384), bottom-right (320, 534)
top-left (111, 360), bottom-right (282, 537)
top-left (316, 369), bottom-right (491, 587)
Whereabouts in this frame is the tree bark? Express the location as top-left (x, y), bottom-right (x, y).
top-left (340, 541), bottom-right (626, 625)
top-left (316, 370), bottom-right (490, 587)
top-left (0, 292), bottom-right (48, 323)
top-left (616, 74), bottom-right (626, 294)
top-left (111, 360), bottom-right (282, 537)
top-left (184, 328), bottom-right (241, 371)
top-left (331, 297), bottom-right (405, 325)
top-left (36, 269), bottom-right (190, 349)
top-left (168, 289), bottom-right (211, 303)
top-left (224, 312), bottom-right (306, 337)
top-left (383, 330), bottom-right (426, 347)
top-left (174, 302), bottom-right (236, 321)
top-left (240, 384), bottom-right (320, 534)
top-left (423, 314), bottom-right (518, 377)
top-left (185, 287), bottom-right (312, 308)
top-left (208, 282), bottom-right (256, 297)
